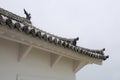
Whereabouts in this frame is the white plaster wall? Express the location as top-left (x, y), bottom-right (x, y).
top-left (0, 38), bottom-right (76, 80)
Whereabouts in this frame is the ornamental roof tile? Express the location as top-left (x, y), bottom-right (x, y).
top-left (0, 8), bottom-right (109, 60)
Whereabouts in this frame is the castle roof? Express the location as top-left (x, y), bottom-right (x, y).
top-left (0, 8), bottom-right (109, 61)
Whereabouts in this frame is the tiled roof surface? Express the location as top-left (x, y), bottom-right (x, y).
top-left (0, 8), bottom-right (109, 60)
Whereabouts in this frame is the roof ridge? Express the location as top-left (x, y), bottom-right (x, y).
top-left (0, 8), bottom-right (31, 24)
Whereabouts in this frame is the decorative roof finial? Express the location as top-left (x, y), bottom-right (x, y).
top-left (72, 37), bottom-right (79, 46)
top-left (23, 9), bottom-right (31, 21)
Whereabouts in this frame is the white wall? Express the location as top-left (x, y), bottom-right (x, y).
top-left (0, 38), bottom-right (76, 80)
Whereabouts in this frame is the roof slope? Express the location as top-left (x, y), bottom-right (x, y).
top-left (0, 8), bottom-right (109, 60)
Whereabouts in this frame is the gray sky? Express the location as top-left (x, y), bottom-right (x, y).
top-left (0, 0), bottom-right (120, 80)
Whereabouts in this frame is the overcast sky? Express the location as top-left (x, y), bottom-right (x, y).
top-left (0, 0), bottom-right (120, 80)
